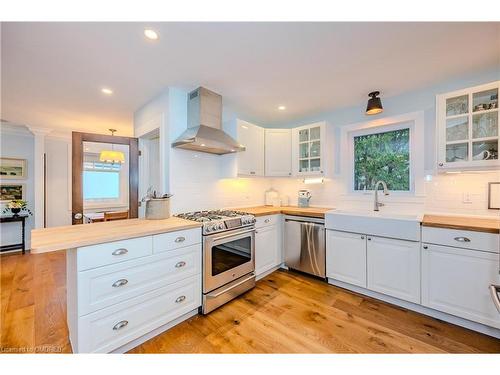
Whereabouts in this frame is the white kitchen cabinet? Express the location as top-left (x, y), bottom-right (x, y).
top-left (326, 230), bottom-right (367, 287)
top-left (366, 236), bottom-right (420, 304)
top-left (436, 80), bottom-right (499, 171)
top-left (237, 120), bottom-right (265, 176)
top-left (265, 129), bottom-right (292, 176)
top-left (255, 220), bottom-right (282, 277)
top-left (422, 243), bottom-right (500, 329)
top-left (292, 122), bottom-right (327, 176)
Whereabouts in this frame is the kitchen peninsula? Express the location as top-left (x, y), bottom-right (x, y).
top-left (31, 217), bottom-right (203, 353)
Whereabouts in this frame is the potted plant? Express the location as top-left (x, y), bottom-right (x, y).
top-left (2, 200), bottom-right (33, 217)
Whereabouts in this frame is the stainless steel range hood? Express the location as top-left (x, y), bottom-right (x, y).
top-left (172, 87), bottom-right (245, 155)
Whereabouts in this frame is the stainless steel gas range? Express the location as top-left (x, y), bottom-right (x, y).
top-left (176, 210), bottom-right (256, 314)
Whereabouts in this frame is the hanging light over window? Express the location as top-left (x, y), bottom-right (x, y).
top-left (99, 129), bottom-right (125, 164)
top-left (366, 91), bottom-right (383, 115)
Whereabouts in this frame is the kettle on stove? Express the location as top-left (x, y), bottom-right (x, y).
top-left (298, 189), bottom-right (311, 208)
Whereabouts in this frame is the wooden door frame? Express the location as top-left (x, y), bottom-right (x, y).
top-left (72, 132), bottom-right (139, 225)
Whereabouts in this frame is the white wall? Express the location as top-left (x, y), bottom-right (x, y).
top-left (133, 87), bottom-right (271, 215)
top-left (0, 132), bottom-right (35, 249)
top-left (45, 137), bottom-right (72, 227)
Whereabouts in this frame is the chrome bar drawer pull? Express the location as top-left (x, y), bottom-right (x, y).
top-left (175, 236), bottom-right (186, 243)
top-left (175, 261), bottom-right (186, 268)
top-left (113, 320), bottom-right (129, 331)
top-left (490, 285), bottom-right (500, 313)
top-left (112, 248), bottom-right (128, 256)
top-left (175, 295), bottom-right (186, 303)
top-left (112, 279), bottom-right (128, 288)
top-left (454, 237), bottom-right (471, 243)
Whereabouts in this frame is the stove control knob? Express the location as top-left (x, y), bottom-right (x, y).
top-left (219, 223), bottom-right (224, 230)
top-left (212, 224), bottom-right (219, 232)
top-left (205, 227), bottom-right (211, 233)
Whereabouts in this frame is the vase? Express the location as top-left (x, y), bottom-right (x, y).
top-left (11, 208), bottom-right (21, 217)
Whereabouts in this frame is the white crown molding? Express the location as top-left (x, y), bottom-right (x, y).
top-left (0, 123), bottom-right (33, 137)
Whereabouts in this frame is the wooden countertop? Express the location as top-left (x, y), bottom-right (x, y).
top-left (236, 205), bottom-right (334, 218)
top-left (422, 214), bottom-right (500, 234)
top-left (31, 217), bottom-right (202, 254)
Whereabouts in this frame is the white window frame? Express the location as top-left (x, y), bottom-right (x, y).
top-left (83, 153), bottom-right (129, 210)
top-left (340, 111), bottom-right (425, 197)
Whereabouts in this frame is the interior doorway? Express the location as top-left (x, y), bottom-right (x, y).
top-left (72, 131), bottom-right (139, 225)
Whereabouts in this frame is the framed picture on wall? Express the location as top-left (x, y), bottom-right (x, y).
top-left (0, 158), bottom-right (27, 179)
top-left (0, 184), bottom-right (25, 202)
top-left (488, 182), bottom-right (500, 210)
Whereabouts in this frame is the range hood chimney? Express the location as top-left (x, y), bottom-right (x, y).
top-left (171, 87), bottom-right (245, 155)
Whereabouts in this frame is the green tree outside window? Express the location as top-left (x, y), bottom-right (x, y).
top-left (354, 128), bottom-right (410, 191)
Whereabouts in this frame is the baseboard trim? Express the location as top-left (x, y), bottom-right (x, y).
top-left (328, 278), bottom-right (500, 339)
top-left (111, 308), bottom-right (199, 353)
top-left (256, 264), bottom-right (284, 281)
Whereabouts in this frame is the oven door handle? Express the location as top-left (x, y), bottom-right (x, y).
top-left (210, 228), bottom-right (255, 242)
top-left (206, 273), bottom-right (256, 298)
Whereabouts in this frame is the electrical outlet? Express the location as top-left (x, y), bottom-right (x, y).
top-left (462, 192), bottom-right (473, 204)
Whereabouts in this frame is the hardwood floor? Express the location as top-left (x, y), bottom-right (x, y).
top-left (1, 251), bottom-right (499, 353)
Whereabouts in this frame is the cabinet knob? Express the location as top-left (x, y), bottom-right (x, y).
top-left (112, 248), bottom-right (128, 256)
top-left (264, 219), bottom-right (270, 223)
top-left (367, 237), bottom-right (372, 241)
top-left (438, 162), bottom-right (444, 167)
top-left (175, 295), bottom-right (186, 303)
top-left (423, 245), bottom-right (428, 249)
top-left (175, 236), bottom-right (186, 243)
top-left (175, 261), bottom-right (186, 268)
top-left (454, 237), bottom-right (471, 243)
top-left (360, 236), bottom-right (365, 240)
top-left (250, 171), bottom-right (256, 175)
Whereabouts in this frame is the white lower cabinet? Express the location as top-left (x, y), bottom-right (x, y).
top-left (78, 275), bottom-right (201, 353)
top-left (422, 243), bottom-right (500, 329)
top-left (367, 236), bottom-right (420, 304)
top-left (67, 230), bottom-right (203, 353)
top-left (326, 230), bottom-right (367, 287)
top-left (255, 216), bottom-right (282, 277)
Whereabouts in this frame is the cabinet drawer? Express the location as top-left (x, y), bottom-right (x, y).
top-left (255, 214), bottom-right (279, 229)
top-left (78, 244), bottom-right (202, 315)
top-left (152, 228), bottom-right (201, 254)
top-left (422, 227), bottom-right (499, 253)
top-left (78, 275), bottom-right (201, 353)
top-left (77, 236), bottom-right (153, 271)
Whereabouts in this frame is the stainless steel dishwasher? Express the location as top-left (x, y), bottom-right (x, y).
top-left (284, 215), bottom-right (325, 278)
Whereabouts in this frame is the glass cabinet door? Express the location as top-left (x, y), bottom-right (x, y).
top-left (297, 125), bottom-right (323, 174)
top-left (441, 84), bottom-right (498, 166)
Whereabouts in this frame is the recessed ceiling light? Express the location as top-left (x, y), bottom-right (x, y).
top-left (278, 105), bottom-right (286, 111)
top-left (144, 29), bottom-right (159, 40)
top-left (101, 88), bottom-right (113, 95)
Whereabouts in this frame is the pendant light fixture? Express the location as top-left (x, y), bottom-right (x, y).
top-left (99, 129), bottom-right (125, 164)
top-left (366, 91), bottom-right (383, 115)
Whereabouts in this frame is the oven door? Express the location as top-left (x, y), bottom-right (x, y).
top-left (203, 227), bottom-right (255, 293)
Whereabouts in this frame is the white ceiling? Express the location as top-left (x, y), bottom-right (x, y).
top-left (2, 22), bottom-right (499, 136)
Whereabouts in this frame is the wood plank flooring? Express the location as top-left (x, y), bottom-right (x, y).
top-left (1, 251), bottom-right (499, 353)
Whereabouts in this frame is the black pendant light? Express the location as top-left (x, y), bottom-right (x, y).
top-left (366, 91), bottom-right (383, 115)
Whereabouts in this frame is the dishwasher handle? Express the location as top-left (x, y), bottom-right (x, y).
top-left (285, 218), bottom-right (324, 225)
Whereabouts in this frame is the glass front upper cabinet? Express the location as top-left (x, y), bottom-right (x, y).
top-left (293, 122), bottom-right (326, 176)
top-left (437, 81), bottom-right (499, 170)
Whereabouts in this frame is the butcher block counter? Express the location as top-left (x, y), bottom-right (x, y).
top-left (30, 217), bottom-right (202, 254)
top-left (236, 205), bottom-right (334, 218)
top-left (422, 214), bottom-right (500, 234)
